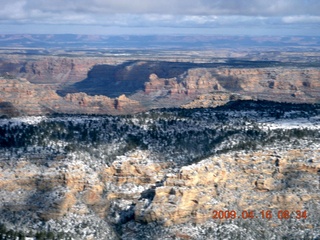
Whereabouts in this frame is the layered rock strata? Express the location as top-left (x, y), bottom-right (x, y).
top-left (0, 148), bottom-right (319, 238)
top-left (0, 76), bottom-right (144, 116)
top-left (0, 58), bottom-right (320, 117)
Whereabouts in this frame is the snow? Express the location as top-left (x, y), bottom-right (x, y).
top-left (0, 116), bottom-right (47, 126)
top-left (258, 117), bottom-right (320, 130)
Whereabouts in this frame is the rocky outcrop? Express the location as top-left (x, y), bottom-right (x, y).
top-left (181, 92), bottom-right (253, 108)
top-left (114, 94), bottom-right (144, 112)
top-left (0, 76), bottom-right (144, 116)
top-left (213, 68), bottom-right (320, 102)
top-left (0, 148), bottom-right (319, 238)
top-left (132, 149), bottom-right (320, 228)
top-left (63, 92), bottom-right (144, 114)
top-left (144, 69), bottom-right (222, 96)
top-left (0, 77), bottom-right (61, 116)
top-left (0, 57), bottom-right (122, 85)
top-left (144, 67), bottom-right (320, 104)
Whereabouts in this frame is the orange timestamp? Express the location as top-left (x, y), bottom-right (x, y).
top-left (212, 210), bottom-right (307, 220)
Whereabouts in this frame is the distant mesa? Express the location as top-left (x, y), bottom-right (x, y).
top-left (0, 34), bottom-right (320, 48)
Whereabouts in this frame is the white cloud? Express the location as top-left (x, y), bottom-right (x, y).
top-left (1, 0), bottom-right (320, 18)
top-left (0, 1), bottom-right (27, 20)
top-left (0, 0), bottom-right (319, 35)
top-left (180, 16), bottom-right (218, 25)
top-left (282, 15), bottom-right (320, 24)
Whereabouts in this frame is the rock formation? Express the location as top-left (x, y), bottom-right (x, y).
top-left (0, 76), bottom-right (144, 116)
top-left (0, 55), bottom-right (320, 117)
top-left (0, 148), bottom-right (319, 238)
top-left (0, 57), bottom-right (122, 85)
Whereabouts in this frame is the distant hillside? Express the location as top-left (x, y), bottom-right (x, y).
top-left (0, 34), bottom-right (320, 49)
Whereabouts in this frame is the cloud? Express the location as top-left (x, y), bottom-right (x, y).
top-left (282, 15), bottom-right (320, 24)
top-left (0, 1), bottom-right (27, 21)
top-left (17, 0), bottom-right (320, 16)
top-left (1, 0), bottom-right (320, 18)
top-left (0, 0), bottom-right (319, 35)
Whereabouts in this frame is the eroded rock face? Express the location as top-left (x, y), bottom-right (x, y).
top-left (213, 68), bottom-right (320, 101)
top-left (181, 92), bottom-right (253, 109)
top-left (59, 63), bottom-right (320, 111)
top-left (0, 148), bottom-right (319, 238)
top-left (0, 57), bottom-right (122, 85)
top-left (63, 92), bottom-right (144, 114)
top-left (141, 67), bottom-right (320, 112)
top-left (0, 77), bottom-right (144, 116)
top-left (0, 58), bottom-right (320, 117)
top-left (0, 77), bottom-right (61, 116)
top-left (133, 149), bottom-right (320, 227)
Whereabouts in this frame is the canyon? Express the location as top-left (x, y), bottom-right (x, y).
top-left (0, 51), bottom-right (319, 117)
top-left (0, 40), bottom-right (320, 239)
top-left (0, 103), bottom-right (320, 239)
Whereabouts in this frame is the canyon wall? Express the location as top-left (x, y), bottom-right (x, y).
top-left (0, 57), bottom-right (122, 85)
top-left (0, 57), bottom-right (319, 117)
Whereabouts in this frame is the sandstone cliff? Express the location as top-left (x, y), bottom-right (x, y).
top-left (1, 57), bottom-right (320, 116)
top-left (213, 67), bottom-right (320, 102)
top-left (0, 57), bottom-right (122, 85)
top-left (0, 148), bottom-right (319, 239)
top-left (0, 76), bottom-right (144, 116)
top-left (0, 77), bottom-right (61, 116)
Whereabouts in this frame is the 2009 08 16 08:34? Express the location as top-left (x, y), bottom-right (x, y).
top-left (212, 210), bottom-right (307, 220)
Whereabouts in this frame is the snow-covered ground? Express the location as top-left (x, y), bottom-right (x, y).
top-left (258, 117), bottom-right (320, 130)
top-left (0, 116), bottom-right (47, 126)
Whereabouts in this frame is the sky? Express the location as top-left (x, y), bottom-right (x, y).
top-left (0, 0), bottom-right (320, 36)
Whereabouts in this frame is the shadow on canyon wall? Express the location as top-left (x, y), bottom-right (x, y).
top-left (57, 61), bottom-right (219, 97)
top-left (57, 60), bottom-right (282, 98)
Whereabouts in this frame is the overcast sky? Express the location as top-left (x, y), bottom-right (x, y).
top-left (0, 0), bottom-right (319, 35)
